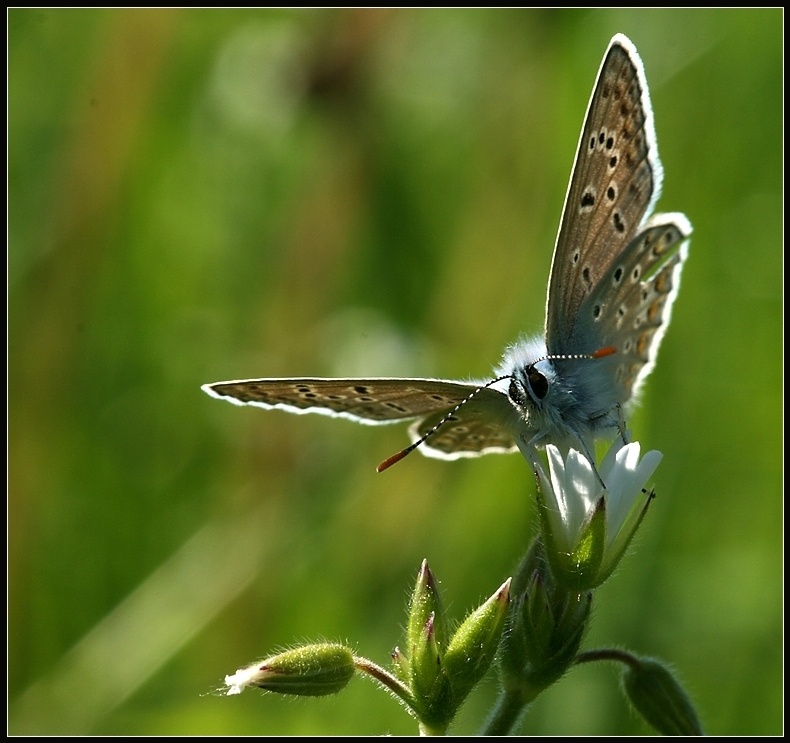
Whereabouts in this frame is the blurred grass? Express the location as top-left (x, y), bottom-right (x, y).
top-left (9, 8), bottom-right (782, 735)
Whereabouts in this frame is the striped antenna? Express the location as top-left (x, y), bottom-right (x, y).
top-left (376, 375), bottom-right (511, 472)
top-left (376, 345), bottom-right (617, 472)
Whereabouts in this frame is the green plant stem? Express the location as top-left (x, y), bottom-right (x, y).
top-left (353, 656), bottom-right (414, 706)
top-left (354, 656), bottom-right (450, 735)
top-left (575, 648), bottom-right (640, 670)
top-left (418, 721), bottom-right (449, 736)
top-left (479, 683), bottom-right (541, 736)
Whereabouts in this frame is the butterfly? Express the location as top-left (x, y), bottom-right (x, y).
top-left (202, 34), bottom-right (691, 473)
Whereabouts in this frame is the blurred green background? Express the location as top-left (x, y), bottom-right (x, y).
top-left (9, 8), bottom-right (782, 735)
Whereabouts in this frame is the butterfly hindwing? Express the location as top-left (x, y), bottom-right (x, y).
top-left (563, 213), bottom-right (691, 408)
top-left (408, 386), bottom-right (521, 458)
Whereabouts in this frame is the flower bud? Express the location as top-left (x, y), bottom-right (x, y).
top-left (444, 578), bottom-right (510, 703)
top-left (409, 613), bottom-right (448, 703)
top-left (407, 560), bottom-right (449, 655)
top-left (623, 657), bottom-right (704, 735)
top-left (500, 540), bottom-right (592, 690)
top-left (224, 643), bottom-right (355, 697)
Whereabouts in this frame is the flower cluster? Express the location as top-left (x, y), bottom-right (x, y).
top-left (221, 437), bottom-right (702, 735)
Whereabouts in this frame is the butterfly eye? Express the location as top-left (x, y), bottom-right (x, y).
top-left (508, 378), bottom-right (528, 407)
top-left (527, 367), bottom-right (549, 400)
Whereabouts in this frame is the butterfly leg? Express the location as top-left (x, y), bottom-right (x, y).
top-left (576, 436), bottom-right (607, 489)
top-left (614, 403), bottom-right (629, 446)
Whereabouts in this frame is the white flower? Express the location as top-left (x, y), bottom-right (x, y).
top-left (535, 440), bottom-right (662, 590)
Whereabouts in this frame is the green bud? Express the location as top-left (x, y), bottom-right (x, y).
top-left (523, 571), bottom-right (553, 660)
top-left (408, 613), bottom-right (454, 727)
top-left (404, 561), bottom-right (455, 724)
top-left (390, 645), bottom-right (410, 682)
top-left (549, 590), bottom-right (592, 673)
top-left (409, 613), bottom-right (447, 699)
top-left (407, 560), bottom-right (449, 655)
top-left (224, 643), bottom-right (355, 697)
top-left (444, 579), bottom-right (511, 703)
top-left (623, 658), bottom-right (704, 735)
top-left (500, 540), bottom-right (592, 690)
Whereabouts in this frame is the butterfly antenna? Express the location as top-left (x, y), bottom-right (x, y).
top-left (376, 375), bottom-right (512, 473)
top-left (536, 345), bottom-right (617, 364)
top-left (376, 347), bottom-right (616, 472)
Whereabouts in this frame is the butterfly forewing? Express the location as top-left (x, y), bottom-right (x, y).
top-left (203, 378), bottom-right (482, 424)
top-left (547, 35), bottom-right (659, 354)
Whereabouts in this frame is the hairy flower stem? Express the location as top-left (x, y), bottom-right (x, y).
top-left (479, 683), bottom-right (541, 736)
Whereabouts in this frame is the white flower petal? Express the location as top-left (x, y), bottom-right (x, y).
top-left (546, 445), bottom-right (569, 519)
top-left (539, 446), bottom-right (572, 549)
top-left (602, 442), bottom-right (661, 542)
top-left (224, 663), bottom-right (264, 695)
top-left (542, 444), bottom-right (605, 548)
top-left (565, 448), bottom-right (600, 534)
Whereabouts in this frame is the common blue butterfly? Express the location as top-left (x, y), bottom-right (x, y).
top-left (203, 34), bottom-right (691, 472)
